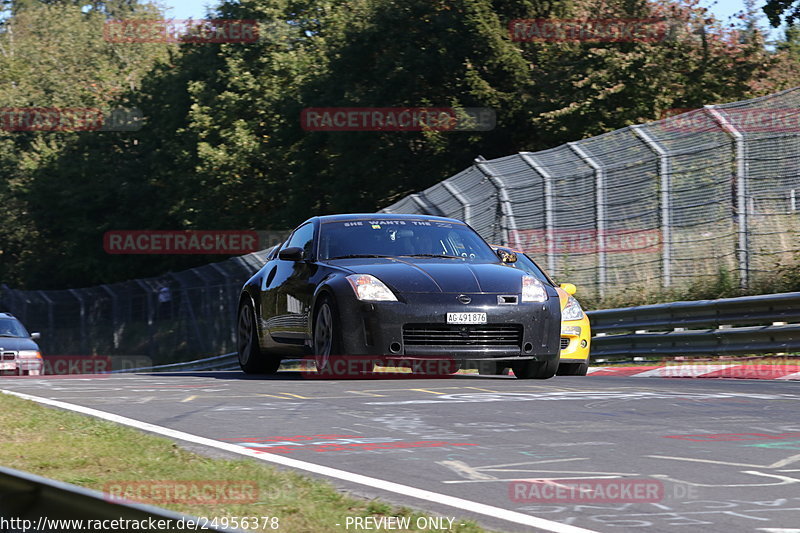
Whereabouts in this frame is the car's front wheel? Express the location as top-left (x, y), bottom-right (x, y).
top-left (313, 296), bottom-right (341, 373)
top-left (238, 301), bottom-right (280, 374)
top-left (557, 362), bottom-right (589, 376)
top-left (512, 357), bottom-right (558, 379)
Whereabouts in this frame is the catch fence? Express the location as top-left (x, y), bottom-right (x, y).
top-left (3, 89), bottom-right (800, 360)
top-left (383, 88), bottom-right (800, 298)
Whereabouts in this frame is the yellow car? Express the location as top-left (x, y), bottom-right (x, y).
top-left (492, 247), bottom-right (591, 376)
top-left (553, 281), bottom-right (591, 375)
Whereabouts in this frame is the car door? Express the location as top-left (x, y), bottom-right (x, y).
top-left (268, 222), bottom-right (318, 347)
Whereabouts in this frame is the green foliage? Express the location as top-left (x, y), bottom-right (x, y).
top-left (2, 0), bottom-right (800, 288)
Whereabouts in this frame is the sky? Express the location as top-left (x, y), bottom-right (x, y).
top-left (160, 0), bottom-right (783, 39)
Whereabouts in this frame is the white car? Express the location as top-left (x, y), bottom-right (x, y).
top-left (0, 312), bottom-right (43, 376)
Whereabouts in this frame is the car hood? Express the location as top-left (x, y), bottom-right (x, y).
top-left (0, 337), bottom-right (39, 351)
top-left (330, 258), bottom-right (530, 294)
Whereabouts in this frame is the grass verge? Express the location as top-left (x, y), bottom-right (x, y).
top-left (0, 393), bottom-right (488, 533)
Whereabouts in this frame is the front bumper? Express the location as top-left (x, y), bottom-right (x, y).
top-left (335, 292), bottom-right (561, 362)
top-left (0, 359), bottom-right (43, 375)
top-left (558, 316), bottom-right (591, 363)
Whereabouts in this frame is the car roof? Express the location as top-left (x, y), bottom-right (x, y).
top-left (0, 312), bottom-right (17, 319)
top-left (315, 213), bottom-right (464, 224)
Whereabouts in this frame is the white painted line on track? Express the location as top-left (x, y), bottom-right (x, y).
top-left (632, 364), bottom-right (736, 377)
top-left (1, 388), bottom-right (597, 533)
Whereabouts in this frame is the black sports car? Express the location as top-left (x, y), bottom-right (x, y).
top-left (236, 214), bottom-right (562, 379)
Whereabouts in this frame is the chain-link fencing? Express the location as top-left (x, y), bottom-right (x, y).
top-left (0, 251), bottom-right (268, 363)
top-left (2, 89), bottom-right (799, 361)
top-left (382, 88), bottom-right (800, 299)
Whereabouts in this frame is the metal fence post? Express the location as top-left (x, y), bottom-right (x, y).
top-left (705, 105), bottom-right (749, 289)
top-left (100, 285), bottom-right (119, 350)
top-left (134, 280), bottom-right (155, 358)
top-left (631, 125), bottom-right (672, 288)
top-left (475, 160), bottom-right (517, 246)
top-left (568, 142), bottom-right (606, 298)
top-left (441, 181), bottom-right (472, 226)
top-left (209, 263), bottom-right (236, 346)
top-left (36, 291), bottom-right (55, 350)
top-left (68, 289), bottom-right (88, 355)
top-left (171, 273), bottom-right (206, 353)
top-left (519, 153), bottom-right (556, 275)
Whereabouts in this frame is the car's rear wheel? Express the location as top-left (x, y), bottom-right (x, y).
top-left (512, 357), bottom-right (558, 379)
top-left (313, 296), bottom-right (341, 373)
top-left (238, 301), bottom-right (280, 374)
top-left (557, 362), bottom-right (589, 376)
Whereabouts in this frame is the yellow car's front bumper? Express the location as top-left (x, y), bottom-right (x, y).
top-left (556, 287), bottom-right (591, 364)
top-left (559, 316), bottom-right (591, 363)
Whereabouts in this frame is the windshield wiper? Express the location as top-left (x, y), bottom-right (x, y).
top-left (327, 254), bottom-right (392, 260)
top-left (398, 254), bottom-right (464, 259)
top-left (0, 334), bottom-right (19, 337)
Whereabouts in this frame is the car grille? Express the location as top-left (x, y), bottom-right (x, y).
top-left (403, 324), bottom-right (523, 348)
top-left (1, 351), bottom-right (16, 361)
top-left (560, 337), bottom-right (570, 350)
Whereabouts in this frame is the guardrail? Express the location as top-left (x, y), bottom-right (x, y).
top-left (111, 353), bottom-right (239, 373)
top-left (0, 465), bottom-right (231, 531)
top-left (107, 292), bottom-right (800, 368)
top-left (587, 291), bottom-right (800, 358)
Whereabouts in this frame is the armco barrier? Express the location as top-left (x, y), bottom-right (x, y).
top-left (0, 465), bottom-right (233, 531)
top-left (587, 291), bottom-right (800, 358)
top-left (109, 292), bottom-right (800, 369)
top-left (111, 352), bottom-right (239, 373)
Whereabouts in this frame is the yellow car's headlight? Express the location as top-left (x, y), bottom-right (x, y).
top-left (562, 296), bottom-right (585, 321)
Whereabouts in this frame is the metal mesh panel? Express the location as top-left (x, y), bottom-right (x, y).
top-left (381, 88), bottom-right (800, 297)
top-left (0, 250), bottom-right (267, 364)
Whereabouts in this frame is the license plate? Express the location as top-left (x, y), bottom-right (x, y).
top-left (0, 362), bottom-right (16, 370)
top-left (447, 312), bottom-right (487, 324)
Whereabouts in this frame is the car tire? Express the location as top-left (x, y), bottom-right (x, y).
top-left (557, 362), bottom-right (589, 376)
top-left (238, 301), bottom-right (280, 374)
top-left (313, 296), bottom-right (342, 373)
top-left (512, 357), bottom-right (559, 379)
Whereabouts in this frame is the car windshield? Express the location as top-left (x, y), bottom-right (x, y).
top-left (319, 219), bottom-right (499, 262)
top-left (0, 318), bottom-right (29, 338)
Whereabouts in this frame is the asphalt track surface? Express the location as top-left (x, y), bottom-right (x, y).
top-left (2, 371), bottom-right (800, 533)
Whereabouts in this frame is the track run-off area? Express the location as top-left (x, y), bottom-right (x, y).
top-left (2, 371), bottom-right (800, 533)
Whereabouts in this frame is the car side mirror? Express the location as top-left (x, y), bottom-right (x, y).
top-left (278, 247), bottom-right (304, 261)
top-left (31, 332), bottom-right (41, 340)
top-left (495, 248), bottom-right (517, 263)
top-left (560, 283), bottom-right (577, 295)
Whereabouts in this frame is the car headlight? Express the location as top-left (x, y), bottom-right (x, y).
top-left (562, 296), bottom-right (585, 321)
top-left (346, 274), bottom-right (398, 302)
top-left (521, 275), bottom-right (547, 302)
top-left (17, 350), bottom-right (41, 359)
